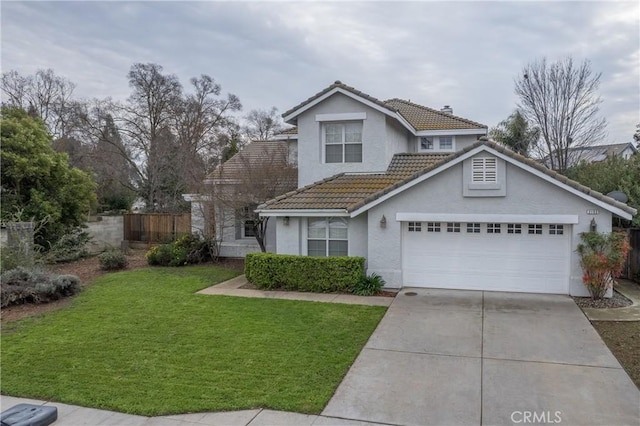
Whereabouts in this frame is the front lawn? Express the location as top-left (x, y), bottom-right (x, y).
top-left (1, 267), bottom-right (386, 415)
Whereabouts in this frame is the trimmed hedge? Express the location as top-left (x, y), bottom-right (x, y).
top-left (245, 253), bottom-right (365, 293)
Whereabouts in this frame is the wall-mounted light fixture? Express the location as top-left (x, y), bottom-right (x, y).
top-left (380, 215), bottom-right (387, 228)
top-left (589, 218), bottom-right (597, 232)
top-left (283, 216), bottom-right (290, 226)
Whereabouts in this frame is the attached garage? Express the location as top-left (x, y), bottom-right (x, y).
top-left (401, 218), bottom-right (572, 294)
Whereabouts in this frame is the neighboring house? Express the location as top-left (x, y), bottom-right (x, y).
top-left (542, 142), bottom-right (638, 169)
top-left (184, 140), bottom-right (296, 257)
top-left (251, 80), bottom-right (636, 297)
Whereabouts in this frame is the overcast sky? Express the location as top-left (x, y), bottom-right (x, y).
top-left (1, 1), bottom-right (638, 143)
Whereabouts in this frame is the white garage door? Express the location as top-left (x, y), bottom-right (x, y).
top-left (402, 222), bottom-right (570, 294)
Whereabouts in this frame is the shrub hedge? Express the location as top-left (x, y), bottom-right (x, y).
top-left (1, 267), bottom-right (81, 308)
top-left (99, 249), bottom-right (128, 271)
top-left (245, 253), bottom-right (365, 293)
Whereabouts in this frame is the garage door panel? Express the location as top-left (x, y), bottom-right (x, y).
top-left (402, 223), bottom-right (570, 294)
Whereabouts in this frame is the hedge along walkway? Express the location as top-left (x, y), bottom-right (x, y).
top-left (198, 275), bottom-right (394, 307)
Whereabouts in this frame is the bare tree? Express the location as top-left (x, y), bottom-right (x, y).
top-left (515, 57), bottom-right (607, 172)
top-left (243, 107), bottom-right (284, 141)
top-left (205, 142), bottom-right (297, 252)
top-left (1, 69), bottom-right (81, 138)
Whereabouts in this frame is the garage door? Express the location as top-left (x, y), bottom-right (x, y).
top-left (402, 222), bottom-right (570, 294)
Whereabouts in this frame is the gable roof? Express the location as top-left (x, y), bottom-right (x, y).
top-left (282, 81), bottom-right (487, 134)
top-left (208, 140), bottom-right (293, 181)
top-left (258, 140), bottom-right (636, 220)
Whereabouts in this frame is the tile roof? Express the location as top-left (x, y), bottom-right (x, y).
top-left (281, 81), bottom-right (487, 132)
top-left (258, 140), bottom-right (637, 217)
top-left (384, 98), bottom-right (487, 131)
top-left (208, 140), bottom-right (294, 181)
top-left (276, 127), bottom-right (298, 135)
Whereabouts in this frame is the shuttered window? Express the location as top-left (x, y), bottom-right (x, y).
top-left (472, 157), bottom-right (498, 183)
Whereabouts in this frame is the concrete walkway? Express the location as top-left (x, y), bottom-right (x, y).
top-left (197, 274), bottom-right (393, 307)
top-left (582, 279), bottom-right (640, 321)
top-left (0, 395), bottom-right (380, 425)
top-left (323, 289), bottom-right (640, 426)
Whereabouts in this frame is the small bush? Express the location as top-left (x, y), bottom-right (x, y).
top-left (145, 234), bottom-right (210, 267)
top-left (0, 267), bottom-right (81, 308)
top-left (99, 250), bottom-right (128, 271)
top-left (245, 253), bottom-right (365, 293)
top-left (577, 231), bottom-right (630, 299)
top-left (352, 273), bottom-right (385, 296)
top-left (146, 244), bottom-right (188, 267)
top-left (44, 229), bottom-right (92, 264)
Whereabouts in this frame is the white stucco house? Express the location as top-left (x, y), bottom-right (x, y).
top-left (250, 80), bottom-right (636, 297)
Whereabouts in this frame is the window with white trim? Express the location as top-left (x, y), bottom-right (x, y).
top-left (408, 222), bottom-right (422, 232)
top-left (487, 223), bottom-right (501, 234)
top-left (507, 224), bottom-right (522, 234)
top-left (324, 122), bottom-right (362, 163)
top-left (243, 220), bottom-right (256, 238)
top-left (418, 136), bottom-right (455, 151)
top-left (471, 157), bottom-right (498, 183)
top-left (447, 222), bottom-right (461, 233)
top-left (439, 136), bottom-right (453, 150)
top-left (466, 223), bottom-right (481, 233)
top-left (549, 224), bottom-right (564, 235)
top-left (427, 222), bottom-right (441, 232)
top-left (420, 137), bottom-right (434, 150)
top-left (308, 217), bottom-right (348, 256)
top-left (528, 224), bottom-right (543, 235)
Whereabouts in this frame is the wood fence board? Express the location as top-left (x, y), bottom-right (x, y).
top-left (123, 213), bottom-right (191, 243)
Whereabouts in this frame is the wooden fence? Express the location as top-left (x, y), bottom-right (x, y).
top-left (123, 213), bottom-right (191, 243)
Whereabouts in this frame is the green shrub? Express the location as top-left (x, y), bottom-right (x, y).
top-left (577, 231), bottom-right (630, 299)
top-left (43, 228), bottom-right (92, 263)
top-left (145, 234), bottom-right (211, 267)
top-left (0, 267), bottom-right (81, 307)
top-left (352, 273), bottom-right (385, 296)
top-left (245, 253), bottom-right (365, 293)
top-left (146, 244), bottom-right (188, 267)
top-left (173, 234), bottom-right (211, 264)
top-left (98, 250), bottom-right (128, 271)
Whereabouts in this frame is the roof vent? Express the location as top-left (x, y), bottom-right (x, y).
top-left (334, 80), bottom-right (342, 85)
top-left (441, 105), bottom-right (453, 115)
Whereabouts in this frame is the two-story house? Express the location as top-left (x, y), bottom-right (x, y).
top-left (255, 81), bottom-right (635, 297)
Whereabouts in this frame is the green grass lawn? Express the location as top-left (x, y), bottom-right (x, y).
top-left (1, 267), bottom-right (386, 416)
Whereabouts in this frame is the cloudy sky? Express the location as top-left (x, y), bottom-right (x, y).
top-left (1, 1), bottom-right (638, 143)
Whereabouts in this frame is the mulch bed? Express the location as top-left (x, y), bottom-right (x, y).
top-left (573, 290), bottom-right (633, 309)
top-left (592, 321), bottom-right (640, 389)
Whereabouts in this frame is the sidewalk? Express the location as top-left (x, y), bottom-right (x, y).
top-left (581, 279), bottom-right (640, 321)
top-left (196, 275), bottom-right (394, 307)
top-left (0, 395), bottom-right (381, 426)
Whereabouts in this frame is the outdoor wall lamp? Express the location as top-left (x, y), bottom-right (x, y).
top-left (380, 215), bottom-right (387, 228)
top-left (283, 216), bottom-right (290, 226)
top-left (590, 218), bottom-right (597, 232)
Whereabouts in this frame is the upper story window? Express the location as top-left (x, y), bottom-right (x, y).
top-left (418, 136), bottom-right (455, 152)
top-left (471, 157), bottom-right (497, 183)
top-left (324, 122), bottom-right (362, 163)
top-left (308, 217), bottom-right (348, 256)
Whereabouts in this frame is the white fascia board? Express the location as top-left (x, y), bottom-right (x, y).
top-left (272, 134), bottom-right (298, 140)
top-left (396, 213), bottom-right (579, 224)
top-left (315, 112), bottom-right (367, 122)
top-left (257, 209), bottom-right (349, 217)
top-left (488, 150), bottom-right (636, 220)
top-left (416, 128), bottom-right (487, 136)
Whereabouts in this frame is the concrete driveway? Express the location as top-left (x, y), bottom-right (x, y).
top-left (323, 289), bottom-right (640, 426)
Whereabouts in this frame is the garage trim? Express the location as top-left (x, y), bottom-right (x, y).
top-left (396, 213), bottom-right (579, 224)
